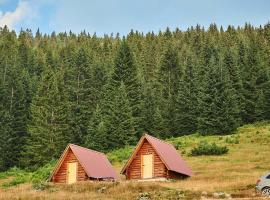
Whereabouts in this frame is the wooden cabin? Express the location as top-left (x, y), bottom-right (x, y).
top-left (121, 134), bottom-right (192, 180)
top-left (49, 144), bottom-right (117, 184)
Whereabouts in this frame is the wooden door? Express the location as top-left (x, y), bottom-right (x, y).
top-left (67, 162), bottom-right (77, 184)
top-left (142, 154), bottom-right (153, 179)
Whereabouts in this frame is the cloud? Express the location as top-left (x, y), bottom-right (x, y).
top-left (0, 0), bottom-right (32, 29)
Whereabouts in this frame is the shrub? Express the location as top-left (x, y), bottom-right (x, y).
top-left (190, 141), bottom-right (229, 156)
top-left (1, 160), bottom-right (56, 188)
top-left (31, 160), bottom-right (56, 184)
top-left (107, 146), bottom-right (134, 163)
top-left (225, 137), bottom-right (239, 144)
top-left (172, 140), bottom-right (183, 150)
top-left (33, 181), bottom-right (51, 191)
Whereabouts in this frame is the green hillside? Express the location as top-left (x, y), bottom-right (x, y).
top-left (0, 122), bottom-right (269, 199)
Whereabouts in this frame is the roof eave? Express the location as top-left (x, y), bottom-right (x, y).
top-left (120, 134), bottom-right (148, 174)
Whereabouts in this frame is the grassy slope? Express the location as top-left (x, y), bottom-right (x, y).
top-left (0, 122), bottom-right (270, 199)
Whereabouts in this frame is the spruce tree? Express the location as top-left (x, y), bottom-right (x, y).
top-left (68, 47), bottom-right (93, 144)
top-left (140, 83), bottom-right (158, 135)
top-left (157, 45), bottom-right (182, 136)
top-left (85, 104), bottom-right (107, 151)
top-left (112, 40), bottom-right (142, 134)
top-left (175, 58), bottom-right (198, 135)
top-left (198, 57), bottom-right (240, 135)
top-left (106, 82), bottom-right (136, 149)
top-left (22, 66), bottom-right (71, 169)
top-left (240, 42), bottom-right (269, 123)
top-left (0, 85), bottom-right (13, 171)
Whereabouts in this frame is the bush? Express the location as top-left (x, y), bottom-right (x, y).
top-left (190, 141), bottom-right (229, 156)
top-left (225, 136), bottom-right (239, 144)
top-left (31, 160), bottom-right (56, 184)
top-left (33, 181), bottom-right (51, 191)
top-left (1, 160), bottom-right (56, 188)
top-left (107, 146), bottom-right (134, 163)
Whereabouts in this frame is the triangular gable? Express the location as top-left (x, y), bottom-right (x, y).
top-left (120, 134), bottom-right (148, 174)
top-left (48, 144), bottom-right (75, 181)
top-left (121, 134), bottom-right (192, 177)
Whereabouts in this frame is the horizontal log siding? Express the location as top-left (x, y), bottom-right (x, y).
top-left (52, 149), bottom-right (87, 183)
top-left (126, 139), bottom-right (167, 180)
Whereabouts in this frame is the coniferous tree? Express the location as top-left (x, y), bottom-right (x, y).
top-left (105, 82), bottom-right (135, 149)
top-left (175, 57), bottom-right (198, 135)
top-left (85, 104), bottom-right (108, 151)
top-left (22, 66), bottom-right (71, 169)
top-left (241, 42), bottom-right (269, 123)
top-left (111, 40), bottom-right (142, 134)
top-left (157, 45), bottom-right (182, 137)
top-left (0, 85), bottom-right (13, 171)
top-left (68, 47), bottom-right (94, 144)
top-left (140, 83), bottom-right (158, 135)
top-left (198, 57), bottom-right (240, 135)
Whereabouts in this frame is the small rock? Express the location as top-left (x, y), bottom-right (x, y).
top-left (218, 192), bottom-right (225, 198)
top-left (225, 193), bottom-right (231, 199)
top-left (201, 191), bottom-right (208, 196)
top-left (213, 192), bottom-right (220, 198)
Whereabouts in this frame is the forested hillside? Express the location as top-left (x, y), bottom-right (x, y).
top-left (0, 23), bottom-right (270, 171)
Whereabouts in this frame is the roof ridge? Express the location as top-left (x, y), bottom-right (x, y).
top-left (145, 134), bottom-right (174, 147)
top-left (69, 144), bottom-right (105, 156)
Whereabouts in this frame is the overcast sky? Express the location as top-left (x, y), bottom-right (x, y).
top-left (0, 0), bottom-right (270, 36)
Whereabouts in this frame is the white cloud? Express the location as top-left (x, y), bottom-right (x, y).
top-left (0, 0), bottom-right (32, 29)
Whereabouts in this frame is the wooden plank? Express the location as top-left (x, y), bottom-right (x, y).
top-left (53, 149), bottom-right (87, 183)
top-left (126, 139), bottom-right (167, 180)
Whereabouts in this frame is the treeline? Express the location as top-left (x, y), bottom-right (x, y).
top-left (0, 23), bottom-right (270, 170)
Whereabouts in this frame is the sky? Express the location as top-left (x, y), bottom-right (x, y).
top-left (0, 0), bottom-right (270, 36)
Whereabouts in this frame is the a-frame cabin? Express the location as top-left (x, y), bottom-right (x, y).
top-left (121, 134), bottom-right (192, 180)
top-left (49, 144), bottom-right (117, 184)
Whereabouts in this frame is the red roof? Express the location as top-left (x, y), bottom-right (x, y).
top-left (121, 134), bottom-right (192, 177)
top-left (69, 144), bottom-right (117, 179)
top-left (145, 134), bottom-right (192, 176)
top-left (49, 144), bottom-right (117, 180)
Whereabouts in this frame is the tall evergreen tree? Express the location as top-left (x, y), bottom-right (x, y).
top-left (157, 45), bottom-right (182, 137)
top-left (175, 58), bottom-right (198, 135)
top-left (111, 40), bottom-right (142, 134)
top-left (84, 104), bottom-right (108, 151)
top-left (22, 66), bottom-right (71, 169)
top-left (198, 57), bottom-right (240, 135)
top-left (105, 82), bottom-right (136, 149)
top-left (240, 42), bottom-right (269, 123)
top-left (68, 47), bottom-right (93, 144)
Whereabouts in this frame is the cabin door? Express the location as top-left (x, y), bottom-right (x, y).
top-left (67, 162), bottom-right (77, 184)
top-left (142, 154), bottom-right (153, 179)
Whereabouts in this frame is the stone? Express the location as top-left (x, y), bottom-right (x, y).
top-left (213, 192), bottom-right (220, 198)
top-left (225, 193), bottom-right (231, 199)
top-left (201, 191), bottom-right (208, 196)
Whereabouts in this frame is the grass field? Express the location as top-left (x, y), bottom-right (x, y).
top-left (0, 122), bottom-right (270, 199)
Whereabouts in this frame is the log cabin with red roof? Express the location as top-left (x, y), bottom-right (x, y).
top-left (121, 134), bottom-right (192, 180)
top-left (49, 144), bottom-right (117, 184)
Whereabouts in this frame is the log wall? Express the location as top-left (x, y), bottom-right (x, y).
top-left (52, 148), bottom-right (87, 183)
top-left (126, 139), bottom-right (168, 180)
